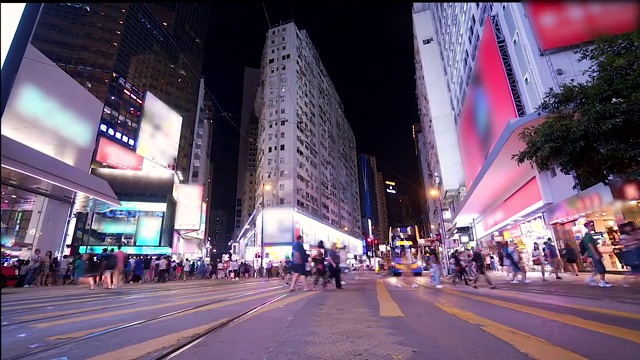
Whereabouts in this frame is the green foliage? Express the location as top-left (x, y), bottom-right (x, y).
top-left (513, 30), bottom-right (640, 188)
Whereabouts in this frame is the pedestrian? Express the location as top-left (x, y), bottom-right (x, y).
top-left (429, 251), bottom-right (443, 289)
top-left (620, 221), bottom-right (640, 288)
top-left (326, 243), bottom-right (343, 290)
top-left (561, 241), bottom-right (580, 276)
top-left (532, 242), bottom-right (546, 280)
top-left (582, 220), bottom-right (613, 288)
top-left (544, 239), bottom-right (563, 280)
top-left (471, 248), bottom-right (495, 289)
top-left (289, 235), bottom-right (309, 292)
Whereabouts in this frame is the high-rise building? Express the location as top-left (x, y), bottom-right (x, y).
top-left (412, 3), bottom-right (465, 239)
top-left (412, 3), bottom-right (636, 253)
top-left (30, 3), bottom-right (210, 181)
top-left (412, 123), bottom-right (433, 235)
top-left (375, 172), bottom-right (389, 243)
top-left (384, 180), bottom-right (400, 228)
top-left (357, 154), bottom-right (381, 241)
top-left (234, 68), bottom-right (262, 235)
top-left (397, 195), bottom-right (416, 227)
top-left (237, 22), bottom-right (363, 261)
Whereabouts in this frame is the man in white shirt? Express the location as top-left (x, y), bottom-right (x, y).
top-left (158, 256), bottom-right (169, 283)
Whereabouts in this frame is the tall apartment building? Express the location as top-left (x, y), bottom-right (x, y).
top-left (397, 195), bottom-right (415, 228)
top-left (30, 3), bottom-right (210, 181)
top-left (234, 68), bottom-right (262, 234)
top-left (412, 3), bottom-right (465, 239)
top-left (412, 3), bottom-right (635, 249)
top-left (384, 180), bottom-right (400, 228)
top-left (248, 21), bottom-right (361, 256)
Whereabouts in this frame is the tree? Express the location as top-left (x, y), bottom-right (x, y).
top-left (513, 30), bottom-right (640, 189)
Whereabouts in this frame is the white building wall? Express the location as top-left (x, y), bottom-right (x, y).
top-left (254, 22), bottom-right (361, 238)
top-left (413, 5), bottom-right (465, 197)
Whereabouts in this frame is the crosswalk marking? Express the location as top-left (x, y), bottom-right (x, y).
top-left (376, 279), bottom-right (404, 317)
top-left (31, 288), bottom-right (281, 328)
top-left (468, 288), bottom-right (640, 321)
top-left (47, 323), bottom-right (128, 340)
top-left (85, 320), bottom-right (228, 360)
top-left (443, 288), bottom-right (640, 344)
top-left (434, 300), bottom-right (587, 360)
top-left (233, 291), bottom-right (317, 326)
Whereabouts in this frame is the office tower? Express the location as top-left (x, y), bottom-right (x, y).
top-left (398, 195), bottom-right (415, 228)
top-left (384, 180), bottom-right (400, 228)
top-left (234, 68), bottom-right (262, 235)
top-left (30, 3), bottom-right (210, 181)
top-left (357, 154), bottom-right (382, 240)
top-left (412, 123), bottom-right (433, 235)
top-left (244, 21), bottom-right (362, 259)
top-left (375, 172), bottom-right (389, 243)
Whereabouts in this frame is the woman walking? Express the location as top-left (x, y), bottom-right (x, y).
top-left (289, 235), bottom-right (310, 292)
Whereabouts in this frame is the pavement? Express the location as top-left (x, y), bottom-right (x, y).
top-left (1, 273), bottom-right (638, 360)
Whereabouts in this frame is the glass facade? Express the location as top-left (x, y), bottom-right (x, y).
top-left (30, 3), bottom-right (210, 177)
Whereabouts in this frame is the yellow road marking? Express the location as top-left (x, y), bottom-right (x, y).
top-left (475, 288), bottom-right (640, 321)
top-left (444, 288), bottom-right (640, 344)
top-left (435, 301), bottom-right (586, 360)
top-left (84, 291), bottom-right (316, 360)
top-left (31, 289), bottom-right (282, 328)
top-left (377, 279), bottom-right (404, 317)
top-left (47, 323), bottom-right (128, 340)
top-left (233, 291), bottom-right (317, 325)
top-left (15, 285), bottom-right (256, 320)
top-left (85, 319), bottom-right (229, 360)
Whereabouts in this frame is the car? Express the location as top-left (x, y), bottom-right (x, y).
top-left (1, 265), bottom-right (19, 289)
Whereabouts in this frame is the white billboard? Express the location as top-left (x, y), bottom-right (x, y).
top-left (174, 184), bottom-right (203, 230)
top-left (1, 45), bottom-right (103, 170)
top-left (1, 3), bottom-right (26, 70)
top-left (136, 92), bottom-right (182, 170)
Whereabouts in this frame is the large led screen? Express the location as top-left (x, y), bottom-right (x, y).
top-left (173, 184), bottom-right (203, 230)
top-left (135, 216), bottom-right (163, 246)
top-left (95, 136), bottom-right (144, 171)
top-left (458, 20), bottom-right (518, 189)
top-left (1, 3), bottom-right (26, 70)
top-left (262, 207), bottom-right (294, 245)
top-left (526, 2), bottom-right (640, 51)
top-left (2, 45), bottom-right (104, 169)
top-left (136, 92), bottom-right (182, 170)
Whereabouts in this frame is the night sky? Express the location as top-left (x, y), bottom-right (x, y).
top-left (204, 3), bottom-right (422, 236)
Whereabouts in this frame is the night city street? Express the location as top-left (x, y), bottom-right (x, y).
top-left (2, 273), bottom-right (639, 360)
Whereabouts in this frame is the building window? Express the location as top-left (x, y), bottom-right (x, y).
top-left (280, 144), bottom-right (285, 151)
top-left (280, 157), bottom-right (285, 164)
top-left (279, 198), bottom-right (285, 205)
top-left (280, 132), bottom-right (285, 138)
top-left (281, 120), bottom-right (286, 126)
top-left (281, 108), bottom-right (286, 114)
top-left (279, 183), bottom-right (285, 191)
top-left (268, 58), bottom-right (274, 64)
top-left (282, 64), bottom-right (286, 70)
top-left (268, 146), bottom-right (272, 153)
top-left (281, 85), bottom-right (286, 92)
top-left (282, 45), bottom-right (286, 50)
top-left (268, 158), bottom-right (272, 165)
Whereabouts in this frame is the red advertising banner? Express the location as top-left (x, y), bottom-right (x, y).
top-left (95, 136), bottom-right (144, 171)
top-left (526, 2), bottom-right (640, 51)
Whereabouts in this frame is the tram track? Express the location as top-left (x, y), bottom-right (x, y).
top-left (1, 280), bottom-right (272, 316)
top-left (2, 285), bottom-right (286, 360)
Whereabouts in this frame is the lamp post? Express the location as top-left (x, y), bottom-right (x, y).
top-left (260, 183), bottom-right (272, 277)
top-left (429, 188), bottom-right (450, 274)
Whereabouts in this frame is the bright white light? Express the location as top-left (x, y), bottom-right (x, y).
top-left (1, 3), bottom-right (26, 70)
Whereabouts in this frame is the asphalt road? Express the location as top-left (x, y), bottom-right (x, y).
top-left (1, 273), bottom-right (638, 360)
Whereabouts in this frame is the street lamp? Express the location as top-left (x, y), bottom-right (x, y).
top-left (260, 183), bottom-right (272, 276)
top-left (429, 188), bottom-right (450, 274)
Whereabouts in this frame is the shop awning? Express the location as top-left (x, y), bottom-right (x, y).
top-left (1, 135), bottom-right (120, 206)
top-left (453, 112), bottom-right (547, 226)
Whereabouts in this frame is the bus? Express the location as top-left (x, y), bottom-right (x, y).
top-left (388, 227), bottom-right (423, 276)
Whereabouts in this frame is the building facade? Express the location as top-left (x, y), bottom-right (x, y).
top-left (412, 123), bottom-right (433, 236)
top-left (357, 154), bottom-right (382, 241)
top-left (384, 180), bottom-right (400, 228)
top-left (31, 3), bottom-right (210, 181)
top-left (413, 2), bottom-right (639, 269)
top-left (375, 172), bottom-right (389, 243)
top-left (235, 22), bottom-right (363, 261)
top-left (234, 68), bottom-right (262, 235)
top-left (22, 3), bottom-right (211, 258)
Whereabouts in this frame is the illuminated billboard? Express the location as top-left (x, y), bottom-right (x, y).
top-left (2, 45), bottom-right (104, 169)
top-left (1, 3), bottom-right (26, 70)
top-left (174, 184), bottom-right (203, 230)
top-left (136, 92), bottom-right (182, 170)
top-left (458, 21), bottom-right (518, 189)
top-left (526, 2), bottom-right (640, 51)
top-left (95, 136), bottom-right (144, 171)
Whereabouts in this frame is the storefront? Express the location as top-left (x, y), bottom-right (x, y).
top-left (545, 182), bottom-right (639, 271)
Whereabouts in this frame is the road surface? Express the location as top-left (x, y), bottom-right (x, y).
top-left (1, 273), bottom-right (638, 359)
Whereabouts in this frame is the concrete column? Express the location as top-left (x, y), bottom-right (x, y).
top-left (24, 196), bottom-right (70, 254)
